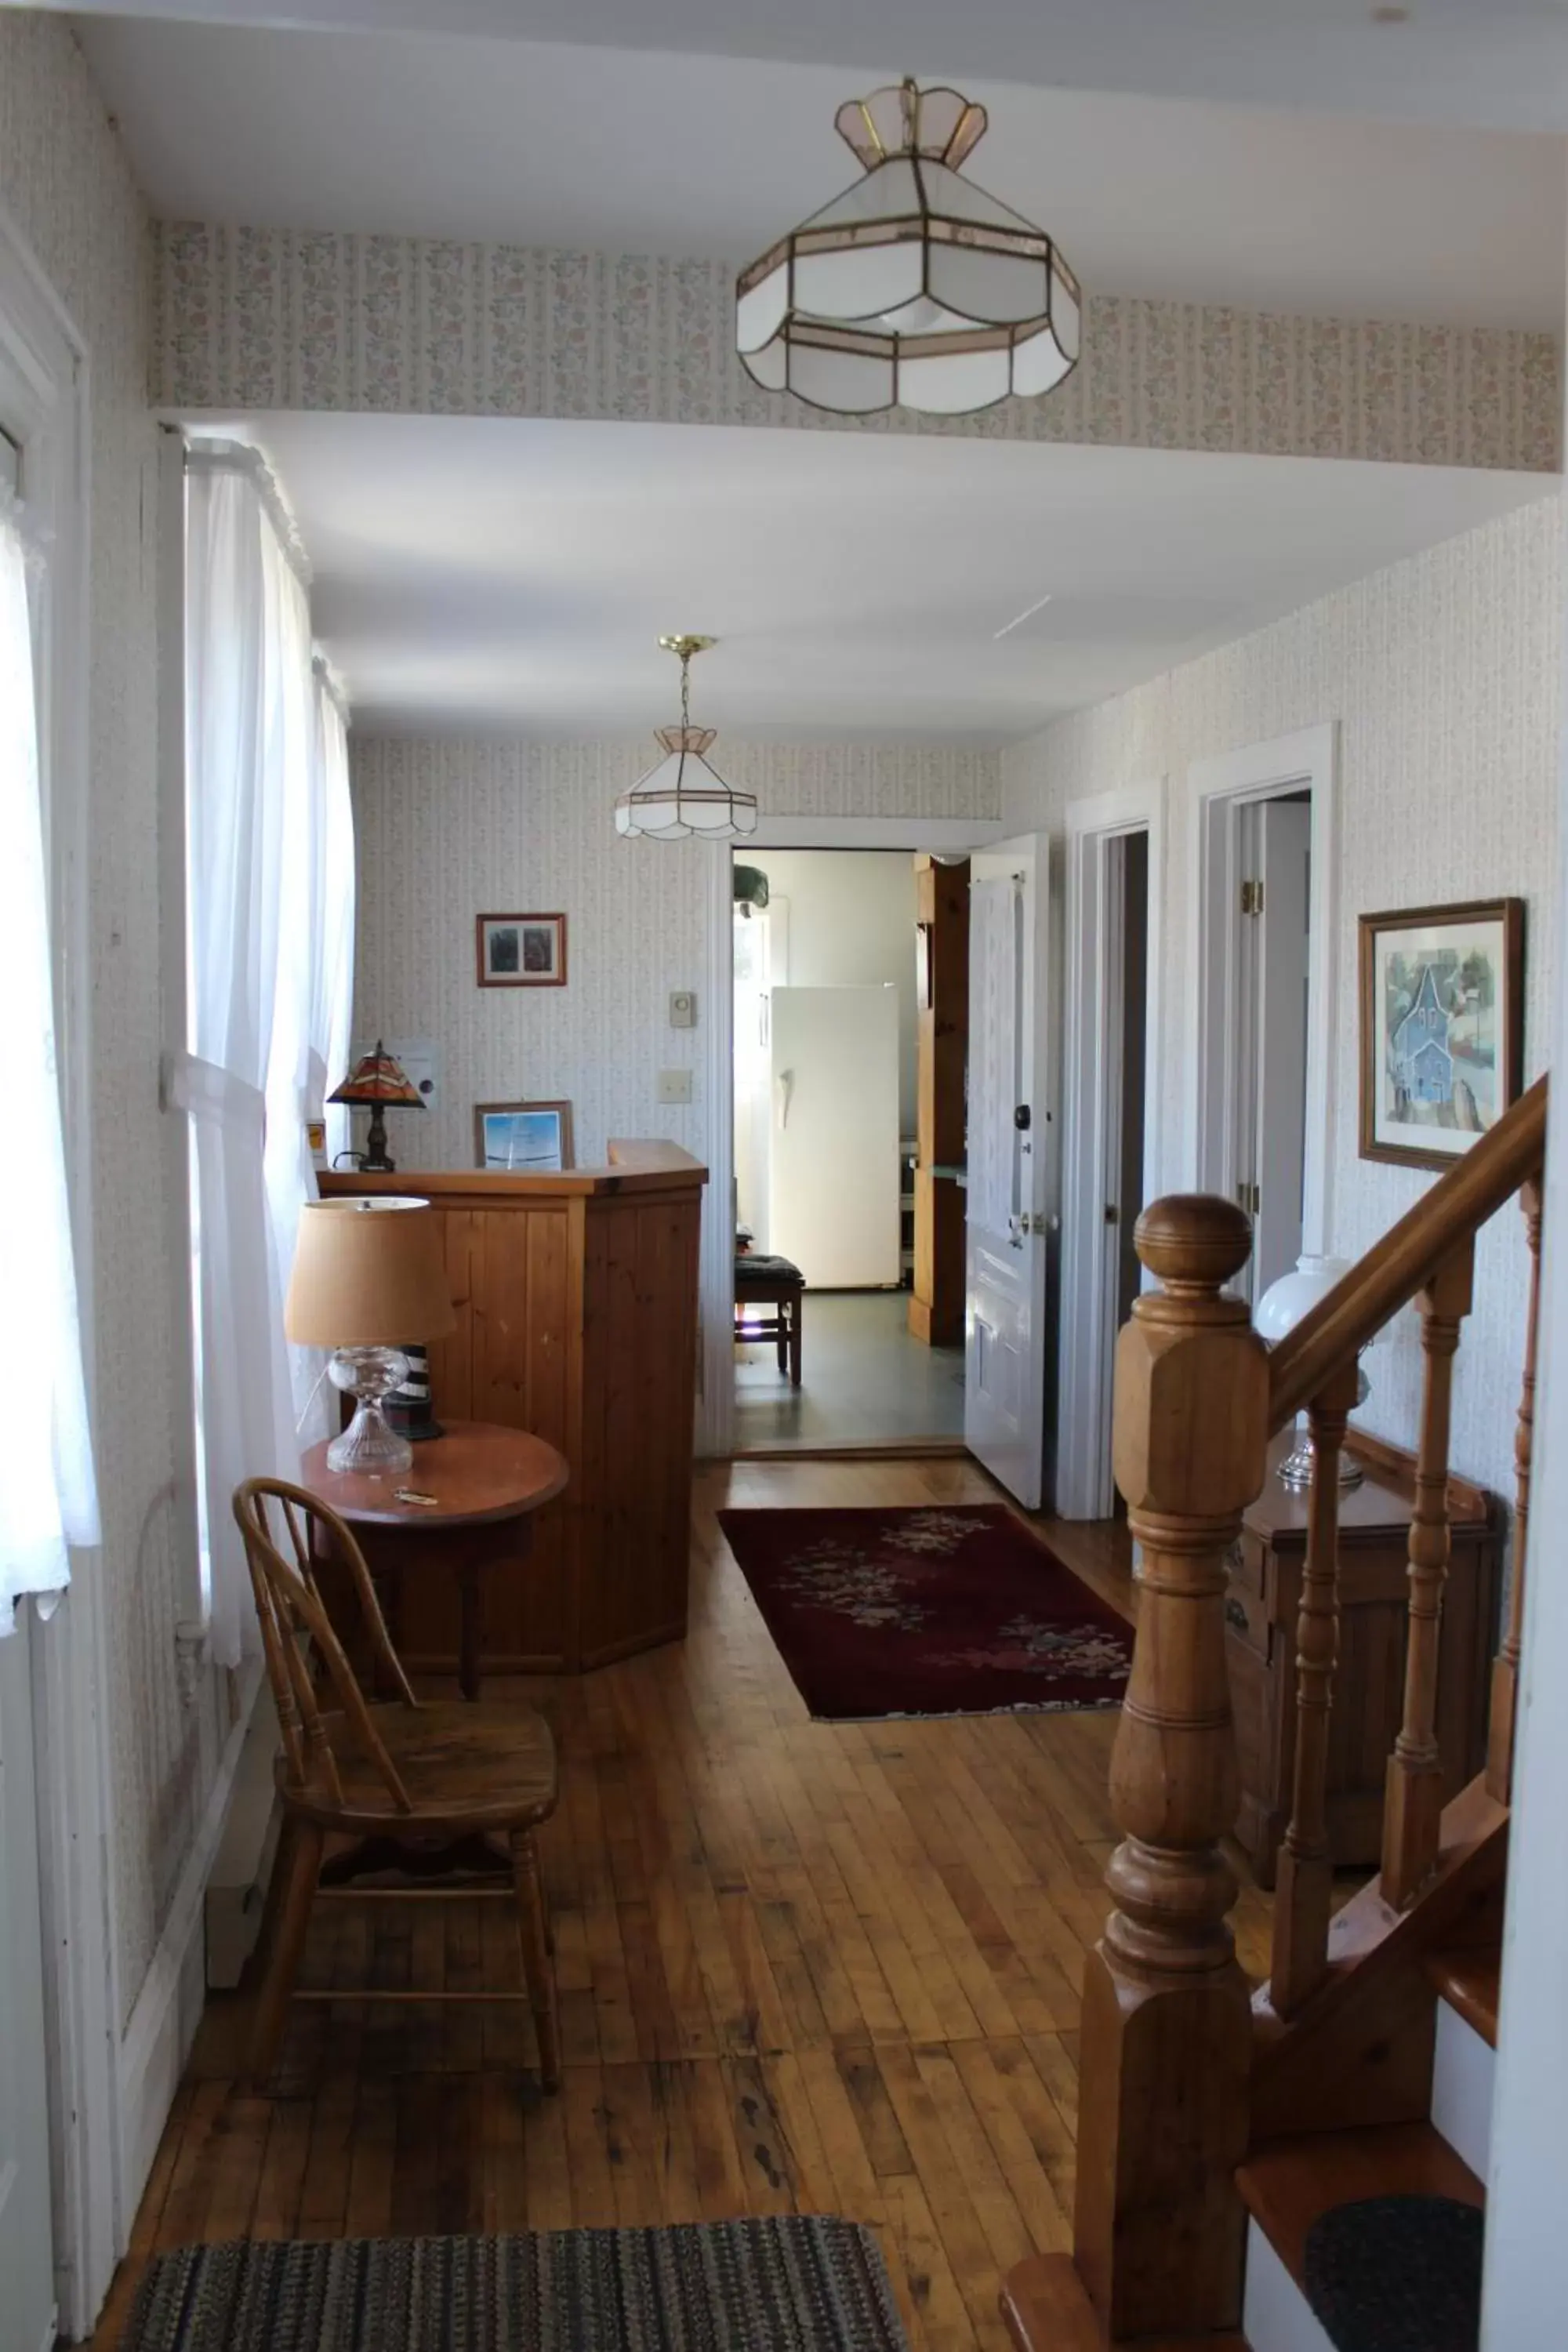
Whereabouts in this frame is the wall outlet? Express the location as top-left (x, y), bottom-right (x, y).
top-left (657, 1069), bottom-right (694, 1105)
top-left (669, 989), bottom-right (697, 1029)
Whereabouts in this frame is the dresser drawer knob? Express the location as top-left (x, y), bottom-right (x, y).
top-left (1226, 1539), bottom-right (1245, 1572)
top-left (1225, 1597), bottom-right (1249, 1632)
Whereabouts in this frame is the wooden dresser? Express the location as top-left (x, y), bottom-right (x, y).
top-left (1226, 1427), bottom-right (1500, 1886)
top-left (321, 1140), bottom-right (705, 1675)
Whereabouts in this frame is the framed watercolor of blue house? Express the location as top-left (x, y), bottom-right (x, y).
top-left (1359, 898), bottom-right (1524, 1170)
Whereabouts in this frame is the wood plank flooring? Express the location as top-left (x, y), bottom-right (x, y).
top-left (95, 1458), bottom-right (1276, 2350)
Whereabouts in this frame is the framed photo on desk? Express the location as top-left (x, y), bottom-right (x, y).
top-left (474, 1100), bottom-right (575, 1172)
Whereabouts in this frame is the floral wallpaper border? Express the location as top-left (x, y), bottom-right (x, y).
top-left (154, 221), bottom-right (1560, 473)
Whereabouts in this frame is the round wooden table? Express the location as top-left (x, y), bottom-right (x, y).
top-left (299, 1418), bottom-right (568, 1700)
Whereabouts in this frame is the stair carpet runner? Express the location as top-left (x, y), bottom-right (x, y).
top-left (1239, 1950), bottom-right (1497, 2352)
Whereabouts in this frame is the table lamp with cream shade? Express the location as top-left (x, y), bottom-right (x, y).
top-left (285, 1197), bottom-right (456, 1475)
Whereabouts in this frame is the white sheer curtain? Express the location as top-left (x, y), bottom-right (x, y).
top-left (270, 657), bottom-right (356, 1444)
top-left (0, 492), bottom-right (99, 1635)
top-left (314, 662), bottom-right (356, 1180)
top-left (181, 445), bottom-right (316, 1665)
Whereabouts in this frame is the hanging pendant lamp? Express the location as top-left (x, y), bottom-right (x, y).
top-left (736, 77), bottom-right (1080, 418)
top-left (614, 635), bottom-right (758, 842)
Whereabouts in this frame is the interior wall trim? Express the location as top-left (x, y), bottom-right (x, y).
top-left (1186, 720), bottom-right (1341, 1257)
top-left (151, 223), bottom-right (1560, 475)
top-left (1057, 777), bottom-right (1167, 1521)
top-left (116, 1661), bottom-right (263, 2232)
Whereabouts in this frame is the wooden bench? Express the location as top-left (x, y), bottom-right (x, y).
top-left (735, 1254), bottom-right (804, 1387)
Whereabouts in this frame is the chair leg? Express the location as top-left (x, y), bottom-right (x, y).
top-left (789, 1291), bottom-right (802, 1387)
top-left (511, 1831), bottom-right (561, 2092)
top-left (245, 1818), bottom-right (322, 2092)
top-left (775, 1308), bottom-right (788, 1374)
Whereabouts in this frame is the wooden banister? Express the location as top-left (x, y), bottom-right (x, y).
top-left (1488, 1178), bottom-right (1542, 1800)
top-left (1382, 1241), bottom-right (1475, 1907)
top-left (1269, 1076), bottom-right (1548, 1431)
top-left (1269, 1363), bottom-right (1359, 2016)
top-left (1074, 1196), bottom-right (1267, 2340)
top-left (1058, 1082), bottom-right (1547, 2343)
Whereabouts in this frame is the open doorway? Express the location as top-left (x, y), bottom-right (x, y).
top-left (731, 847), bottom-right (967, 1452)
top-left (1058, 782), bottom-right (1163, 1520)
top-left (1191, 725), bottom-right (1338, 1310)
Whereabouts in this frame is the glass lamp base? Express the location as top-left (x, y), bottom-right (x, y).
top-left (1278, 1421), bottom-right (1366, 1494)
top-left (326, 1345), bottom-right (413, 1475)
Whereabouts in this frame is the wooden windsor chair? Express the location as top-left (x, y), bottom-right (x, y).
top-left (232, 1476), bottom-right (561, 2093)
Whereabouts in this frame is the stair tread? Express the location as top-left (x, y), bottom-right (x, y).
top-left (1239, 2121), bottom-right (1484, 2288)
top-left (1001, 2253), bottom-right (1250, 2350)
top-left (1425, 1946), bottom-right (1501, 2046)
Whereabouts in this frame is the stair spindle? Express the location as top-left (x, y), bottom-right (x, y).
top-left (1073, 1196), bottom-right (1268, 2340)
top-left (1269, 1362), bottom-right (1359, 2016)
top-left (1486, 1177), bottom-right (1542, 1800)
top-left (1381, 1240), bottom-right (1474, 1908)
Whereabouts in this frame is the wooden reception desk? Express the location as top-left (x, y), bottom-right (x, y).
top-left (321, 1142), bottom-right (706, 1675)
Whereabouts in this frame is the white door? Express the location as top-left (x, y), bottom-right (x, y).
top-left (0, 408), bottom-right (57, 2352)
top-left (769, 984), bottom-right (900, 1287)
top-left (1233, 797), bottom-right (1312, 1303)
top-left (965, 837), bottom-right (1052, 1508)
top-left (1, 1621), bottom-right (56, 2352)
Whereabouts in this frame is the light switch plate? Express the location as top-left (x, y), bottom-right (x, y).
top-left (657, 1069), bottom-right (694, 1105)
top-left (669, 989), bottom-right (697, 1029)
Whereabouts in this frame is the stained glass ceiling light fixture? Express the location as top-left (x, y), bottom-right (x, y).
top-left (614, 635), bottom-right (758, 842)
top-left (736, 77), bottom-right (1080, 418)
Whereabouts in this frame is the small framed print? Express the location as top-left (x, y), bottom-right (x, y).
top-left (476, 912), bottom-right (568, 989)
top-left (1359, 898), bottom-right (1525, 1170)
top-left (474, 1101), bottom-right (575, 1173)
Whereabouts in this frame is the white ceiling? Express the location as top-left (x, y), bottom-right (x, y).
top-left (199, 413), bottom-right (1550, 740)
top-left (78, 20), bottom-right (1566, 326)
top-left (49, 0), bottom-right (1568, 134)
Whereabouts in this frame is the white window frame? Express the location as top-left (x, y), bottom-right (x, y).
top-left (1057, 779), bottom-right (1166, 1521)
top-left (0, 195), bottom-right (124, 2338)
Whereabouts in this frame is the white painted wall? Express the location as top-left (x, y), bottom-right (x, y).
top-left (1004, 497), bottom-right (1562, 1504)
top-left (351, 739), bottom-right (995, 1172)
top-left (746, 850), bottom-right (919, 1134)
top-left (1482, 466), bottom-right (1568, 2352)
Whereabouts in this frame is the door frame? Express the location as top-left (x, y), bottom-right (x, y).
top-left (699, 815), bottom-right (1004, 1457)
top-left (0, 198), bottom-right (125, 2336)
top-left (1057, 779), bottom-right (1166, 1521)
top-left (1187, 724), bottom-right (1339, 1260)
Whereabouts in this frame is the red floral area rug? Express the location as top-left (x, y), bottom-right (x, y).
top-left (716, 1504), bottom-right (1133, 1721)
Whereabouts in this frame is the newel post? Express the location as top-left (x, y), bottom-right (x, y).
top-left (1074, 1197), bottom-right (1270, 2343)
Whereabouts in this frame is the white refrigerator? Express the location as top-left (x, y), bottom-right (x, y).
top-left (767, 984), bottom-right (901, 1287)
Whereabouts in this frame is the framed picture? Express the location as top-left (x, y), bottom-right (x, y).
top-left (1359, 898), bottom-right (1524, 1170)
top-left (474, 1101), bottom-right (575, 1173)
top-left (476, 912), bottom-right (568, 989)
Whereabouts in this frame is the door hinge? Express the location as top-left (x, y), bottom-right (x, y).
top-left (1104, 1203), bottom-right (1120, 1226)
top-left (1235, 1179), bottom-right (1261, 1216)
top-left (1240, 879), bottom-right (1265, 916)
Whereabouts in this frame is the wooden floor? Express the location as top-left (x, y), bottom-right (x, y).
top-left (96, 1458), bottom-right (1276, 2350)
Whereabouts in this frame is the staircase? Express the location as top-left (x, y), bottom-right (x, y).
top-left (1001, 1075), bottom-right (1546, 2352)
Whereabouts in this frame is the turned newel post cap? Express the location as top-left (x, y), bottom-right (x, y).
top-left (1134, 1195), bottom-right (1254, 1293)
top-left (1116, 1194), bottom-right (1268, 1515)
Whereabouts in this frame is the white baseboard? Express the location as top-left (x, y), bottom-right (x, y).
top-left (116, 1661), bottom-right (263, 2220)
top-left (1432, 1997), bottom-right (1495, 2185)
top-left (1243, 2220), bottom-right (1337, 2352)
top-left (205, 1684), bottom-right (281, 1990)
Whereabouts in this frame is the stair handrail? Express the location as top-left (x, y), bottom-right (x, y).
top-left (1269, 1073), bottom-right (1548, 1431)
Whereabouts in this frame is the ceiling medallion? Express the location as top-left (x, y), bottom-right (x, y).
top-left (614, 635), bottom-right (758, 843)
top-left (736, 77), bottom-right (1081, 418)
